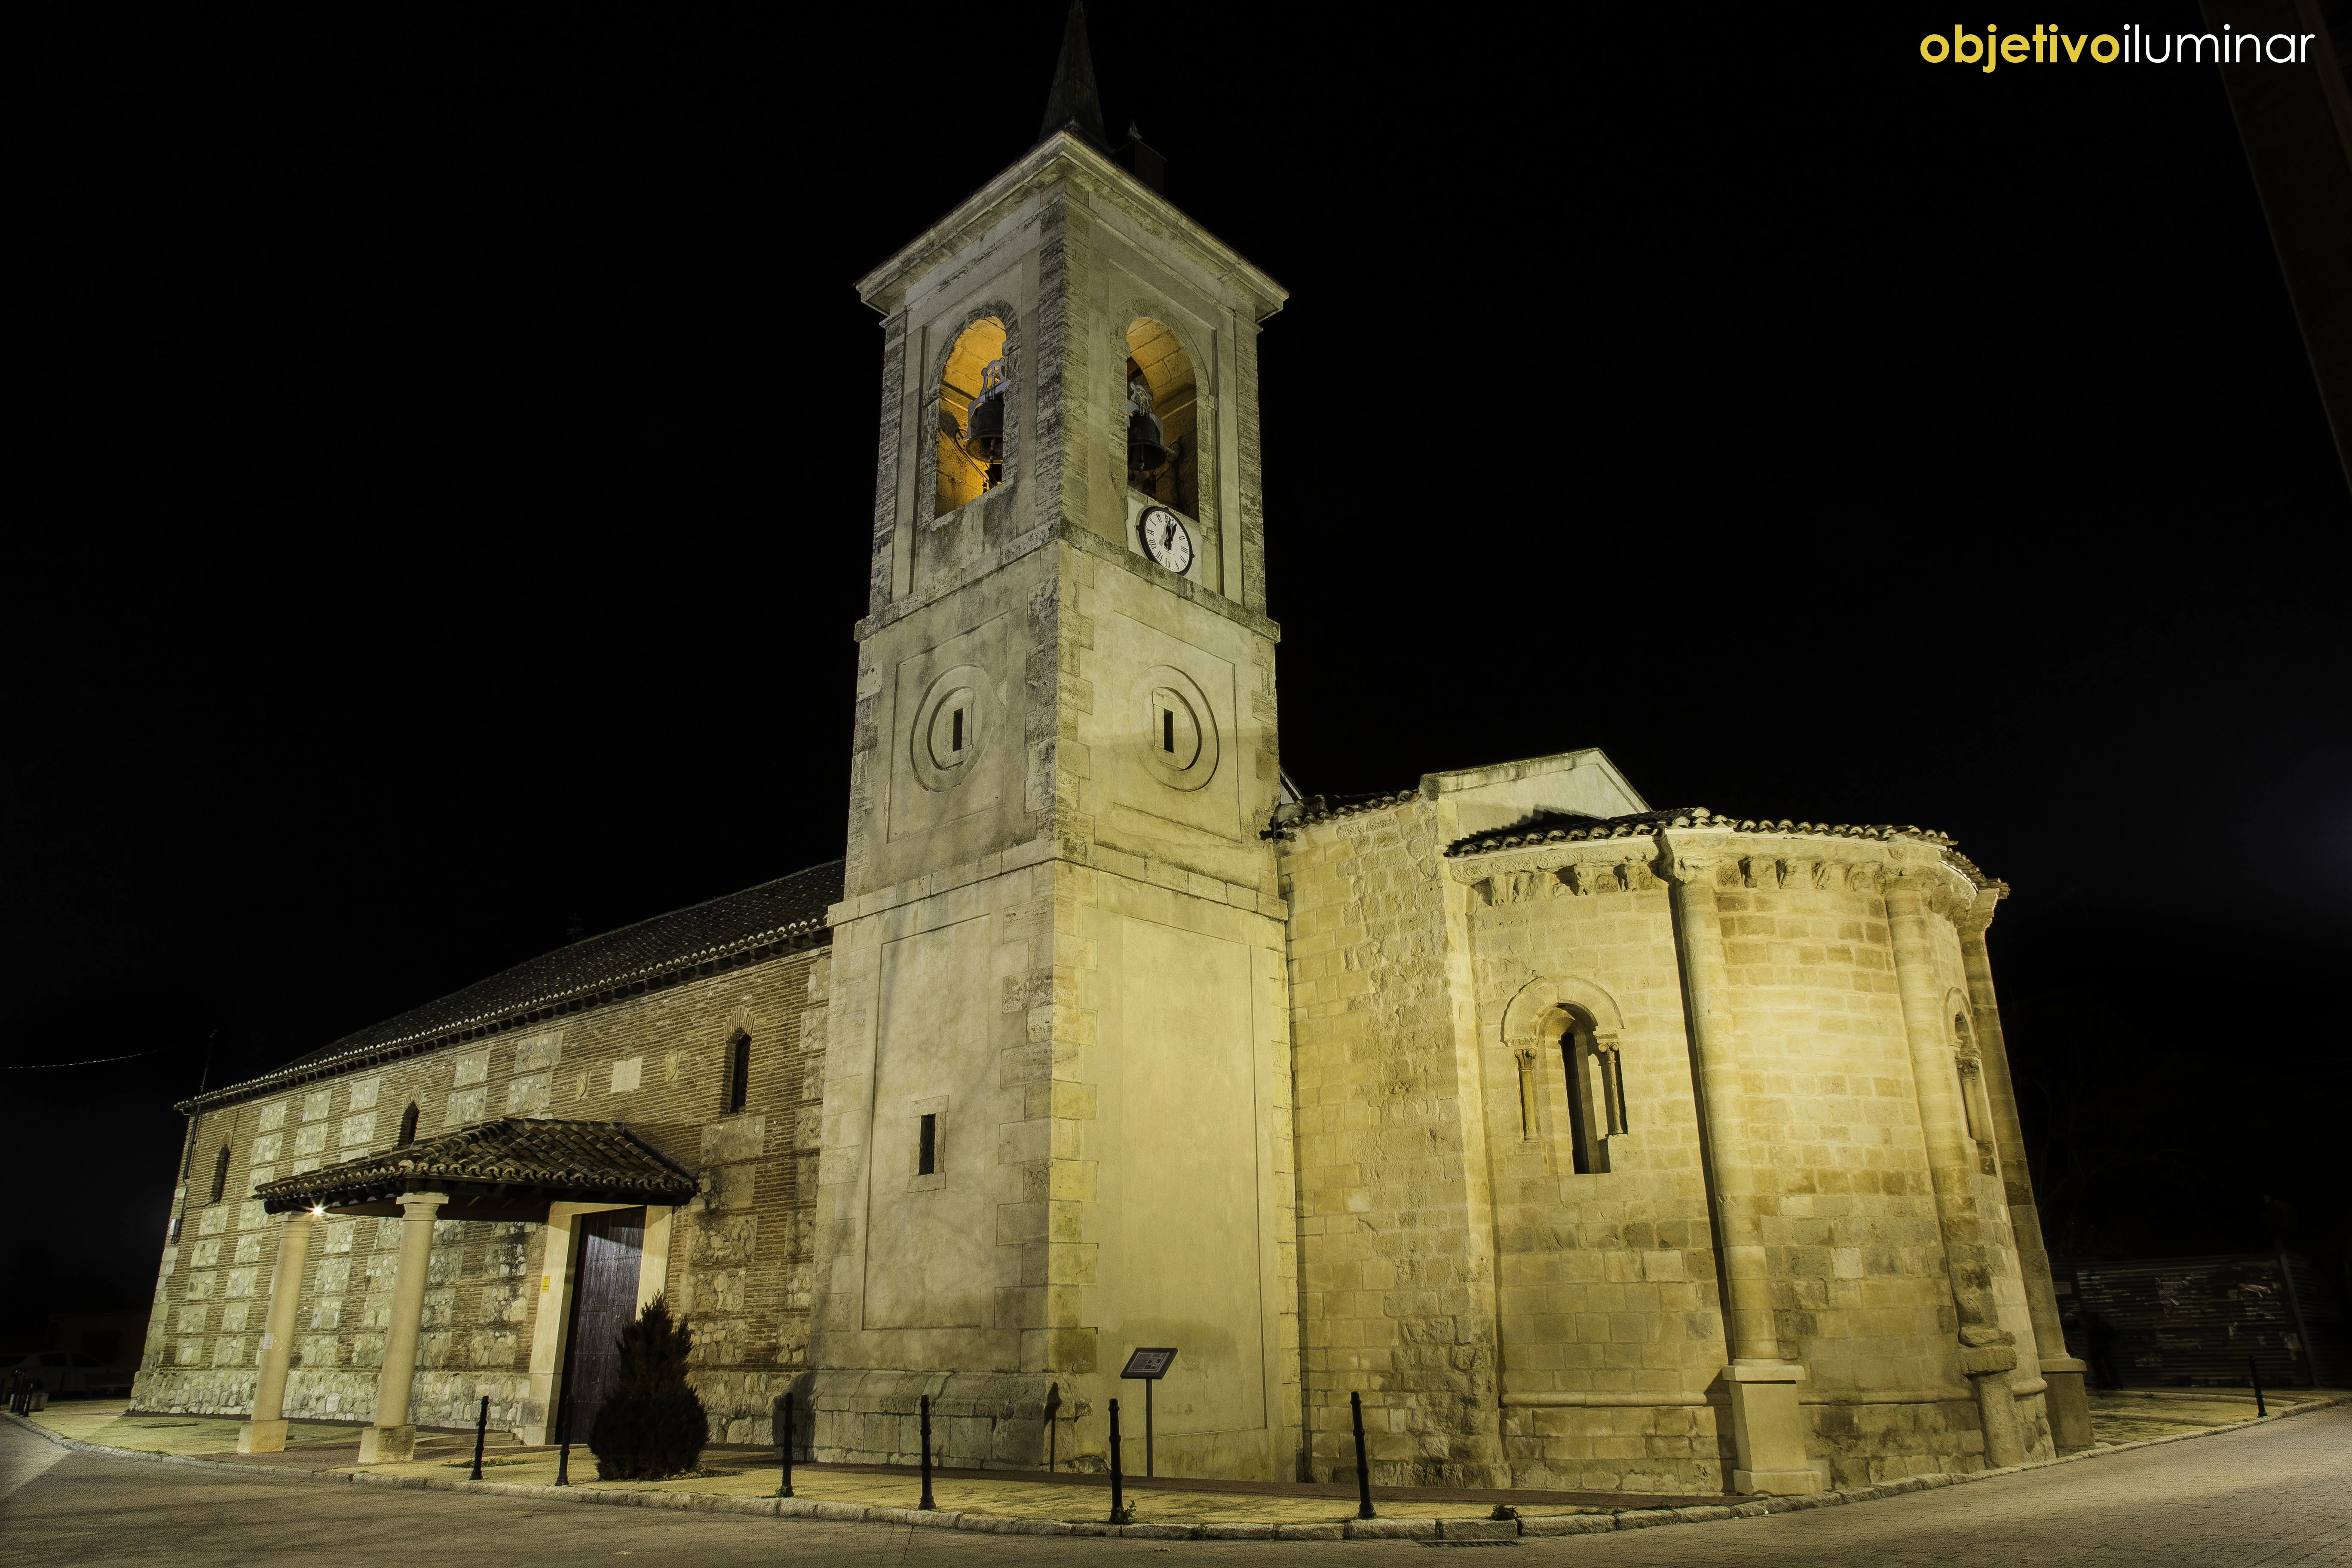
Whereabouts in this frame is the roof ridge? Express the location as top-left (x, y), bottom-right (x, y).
top-left (181, 858), bottom-right (845, 1112)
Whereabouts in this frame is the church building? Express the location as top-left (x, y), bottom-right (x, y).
top-left (134, 12), bottom-right (2090, 1497)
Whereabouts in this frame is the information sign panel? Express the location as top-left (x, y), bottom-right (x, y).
top-left (1121, 1346), bottom-right (1177, 1380)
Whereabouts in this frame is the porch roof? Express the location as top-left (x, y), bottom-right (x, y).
top-left (252, 1117), bottom-right (697, 1221)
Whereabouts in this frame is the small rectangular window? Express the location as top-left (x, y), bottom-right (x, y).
top-left (1162, 709), bottom-right (1175, 752)
top-left (918, 1113), bottom-right (937, 1176)
top-left (952, 708), bottom-right (964, 753)
top-left (728, 1035), bottom-right (751, 1115)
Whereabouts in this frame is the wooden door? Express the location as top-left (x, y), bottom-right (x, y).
top-left (557, 1207), bottom-right (645, 1448)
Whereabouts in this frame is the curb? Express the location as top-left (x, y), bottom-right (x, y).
top-left (10, 1395), bottom-right (2347, 1542)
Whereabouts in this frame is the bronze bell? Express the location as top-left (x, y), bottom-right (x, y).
top-left (967, 357), bottom-right (1012, 486)
top-left (1127, 372), bottom-right (1171, 484)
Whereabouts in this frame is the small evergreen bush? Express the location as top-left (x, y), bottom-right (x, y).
top-left (590, 1294), bottom-right (708, 1480)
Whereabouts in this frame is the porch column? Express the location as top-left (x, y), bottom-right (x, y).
top-left (1660, 828), bottom-right (1820, 1496)
top-left (358, 1191), bottom-right (448, 1464)
top-left (1957, 893), bottom-right (2094, 1452)
top-left (236, 1208), bottom-right (322, 1453)
top-left (1883, 864), bottom-right (2027, 1469)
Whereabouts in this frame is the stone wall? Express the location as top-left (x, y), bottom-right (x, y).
top-left (1283, 796), bottom-right (1510, 1489)
top-left (1284, 803), bottom-right (2061, 1493)
top-left (133, 944), bottom-right (830, 1446)
top-left (1458, 838), bottom-right (1727, 1493)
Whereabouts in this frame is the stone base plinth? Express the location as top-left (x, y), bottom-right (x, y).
top-left (1723, 1362), bottom-right (1822, 1494)
top-left (235, 1419), bottom-right (288, 1454)
top-left (357, 1424), bottom-right (418, 1465)
top-left (2042, 1357), bottom-right (2094, 1453)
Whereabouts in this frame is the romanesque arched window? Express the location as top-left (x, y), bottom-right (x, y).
top-left (1503, 977), bottom-right (1631, 1178)
top-left (1555, 1010), bottom-right (1624, 1176)
top-left (210, 1144), bottom-right (231, 1204)
top-left (1952, 1008), bottom-right (1994, 1158)
top-left (725, 1032), bottom-right (751, 1115)
top-left (937, 316), bottom-right (1011, 516)
top-left (397, 1102), bottom-right (419, 1146)
top-left (1125, 318), bottom-right (1197, 518)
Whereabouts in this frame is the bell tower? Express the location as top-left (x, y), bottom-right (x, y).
top-left (809, 5), bottom-right (1298, 1479)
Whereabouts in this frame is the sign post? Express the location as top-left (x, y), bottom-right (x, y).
top-left (1119, 1347), bottom-right (1178, 1479)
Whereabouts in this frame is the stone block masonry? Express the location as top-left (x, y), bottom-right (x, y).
top-left (135, 946), bottom-right (830, 1448)
top-left (1283, 789), bottom-right (2068, 1494)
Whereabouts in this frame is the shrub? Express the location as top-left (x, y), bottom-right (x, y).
top-left (590, 1294), bottom-right (707, 1480)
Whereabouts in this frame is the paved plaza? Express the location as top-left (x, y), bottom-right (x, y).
top-left (4, 1401), bottom-right (2348, 1565)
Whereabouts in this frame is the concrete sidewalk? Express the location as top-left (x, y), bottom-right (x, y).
top-left (20, 1388), bottom-right (2349, 1542)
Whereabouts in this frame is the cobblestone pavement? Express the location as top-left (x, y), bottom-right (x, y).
top-left (5, 1406), bottom-right (2346, 1566)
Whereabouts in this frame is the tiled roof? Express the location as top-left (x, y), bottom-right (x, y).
top-left (1443, 807), bottom-right (1961, 858)
top-left (183, 859), bottom-right (843, 1112)
top-left (1263, 788), bottom-right (1419, 837)
top-left (253, 1118), bottom-right (698, 1214)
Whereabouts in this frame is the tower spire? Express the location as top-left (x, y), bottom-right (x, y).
top-left (1037, 1), bottom-right (1106, 146)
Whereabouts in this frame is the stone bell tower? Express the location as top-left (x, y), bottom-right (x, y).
top-left (808, 6), bottom-right (1298, 1479)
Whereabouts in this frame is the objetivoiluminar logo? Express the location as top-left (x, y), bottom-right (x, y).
top-left (1920, 23), bottom-right (2320, 69)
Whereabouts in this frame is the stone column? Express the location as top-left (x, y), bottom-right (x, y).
top-left (358, 1191), bottom-right (448, 1464)
top-left (1883, 865), bottom-right (2026, 1469)
top-left (1958, 894), bottom-right (2093, 1452)
top-left (236, 1209), bottom-right (322, 1454)
top-left (1660, 829), bottom-right (1820, 1496)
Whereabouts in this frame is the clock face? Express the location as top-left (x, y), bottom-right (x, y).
top-left (1139, 506), bottom-right (1194, 574)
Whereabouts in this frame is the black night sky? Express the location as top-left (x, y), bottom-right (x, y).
top-left (8, 6), bottom-right (2348, 1342)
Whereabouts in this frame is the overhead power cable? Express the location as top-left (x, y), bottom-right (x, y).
top-left (3, 1043), bottom-right (179, 1070)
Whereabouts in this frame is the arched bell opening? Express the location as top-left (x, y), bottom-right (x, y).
top-left (936, 316), bottom-right (1011, 517)
top-left (1125, 318), bottom-right (1197, 517)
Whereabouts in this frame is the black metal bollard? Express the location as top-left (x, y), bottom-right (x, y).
top-left (554, 1405), bottom-right (571, 1487)
top-left (919, 1393), bottom-right (935, 1511)
top-left (1109, 1396), bottom-right (1124, 1523)
top-left (775, 1393), bottom-right (795, 1498)
top-left (469, 1394), bottom-right (489, 1480)
top-left (1351, 1390), bottom-right (1375, 1519)
top-left (2249, 1355), bottom-right (2268, 1418)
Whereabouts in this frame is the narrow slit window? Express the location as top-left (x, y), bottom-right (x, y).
top-left (210, 1145), bottom-right (231, 1204)
top-left (397, 1103), bottom-right (419, 1146)
top-left (952, 708), bottom-right (964, 753)
top-left (727, 1033), bottom-right (751, 1115)
top-left (918, 1113), bottom-right (938, 1176)
top-left (1162, 708), bottom-right (1175, 753)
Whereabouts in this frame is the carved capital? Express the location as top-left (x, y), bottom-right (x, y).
top-left (1656, 827), bottom-right (1731, 888)
top-left (1952, 886), bottom-right (2003, 938)
top-left (1878, 864), bottom-right (1939, 912)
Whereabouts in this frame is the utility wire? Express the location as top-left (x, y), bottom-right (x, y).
top-left (3, 1043), bottom-right (181, 1070)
